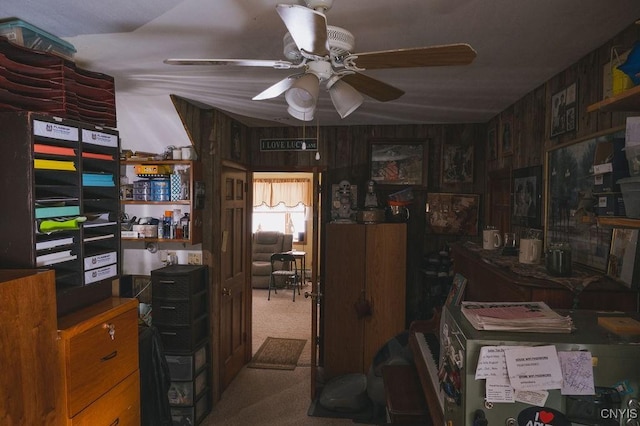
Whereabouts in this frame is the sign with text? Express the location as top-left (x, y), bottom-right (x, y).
top-left (260, 138), bottom-right (317, 151)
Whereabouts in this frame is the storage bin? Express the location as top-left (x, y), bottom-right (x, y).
top-left (167, 368), bottom-right (208, 406)
top-left (0, 19), bottom-right (76, 61)
top-left (618, 176), bottom-right (640, 218)
top-left (170, 391), bottom-right (210, 425)
top-left (166, 344), bottom-right (208, 381)
top-left (157, 315), bottom-right (208, 352)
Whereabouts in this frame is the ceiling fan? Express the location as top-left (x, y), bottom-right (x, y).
top-left (164, 0), bottom-right (477, 121)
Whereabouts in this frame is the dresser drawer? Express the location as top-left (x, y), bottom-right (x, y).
top-left (65, 307), bottom-right (139, 417)
top-left (70, 371), bottom-right (140, 426)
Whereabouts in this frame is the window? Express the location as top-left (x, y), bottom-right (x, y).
top-left (252, 176), bottom-right (312, 243)
top-left (252, 202), bottom-right (307, 242)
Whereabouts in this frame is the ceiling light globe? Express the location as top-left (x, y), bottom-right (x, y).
top-left (285, 73), bottom-right (319, 112)
top-left (328, 79), bottom-right (364, 118)
top-left (287, 106), bottom-right (315, 121)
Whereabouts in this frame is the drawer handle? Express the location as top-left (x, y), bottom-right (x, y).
top-left (160, 306), bottom-right (176, 310)
top-left (101, 351), bottom-right (118, 362)
top-left (159, 280), bottom-right (176, 284)
top-left (160, 331), bottom-right (177, 336)
top-left (109, 418), bottom-right (120, 426)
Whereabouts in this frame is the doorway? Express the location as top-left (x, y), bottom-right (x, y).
top-left (249, 171), bottom-right (319, 375)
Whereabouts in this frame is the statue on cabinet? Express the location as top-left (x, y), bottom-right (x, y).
top-left (331, 180), bottom-right (357, 223)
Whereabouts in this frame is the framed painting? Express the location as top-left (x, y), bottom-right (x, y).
top-left (426, 192), bottom-right (480, 235)
top-left (545, 128), bottom-right (624, 272)
top-left (369, 139), bottom-right (427, 186)
top-left (512, 165), bottom-right (543, 228)
top-left (441, 144), bottom-right (474, 184)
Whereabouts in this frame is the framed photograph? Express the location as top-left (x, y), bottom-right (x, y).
top-left (512, 165), bottom-right (543, 228)
top-left (441, 144), bottom-right (474, 184)
top-left (545, 128), bottom-right (624, 272)
top-left (607, 228), bottom-right (640, 288)
top-left (550, 82), bottom-right (577, 138)
top-left (369, 139), bottom-right (427, 186)
top-left (426, 192), bottom-right (480, 235)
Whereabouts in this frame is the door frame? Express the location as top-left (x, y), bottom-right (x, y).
top-left (246, 166), bottom-right (324, 400)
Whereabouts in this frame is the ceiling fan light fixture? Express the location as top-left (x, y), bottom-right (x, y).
top-left (285, 73), bottom-right (319, 113)
top-left (287, 105), bottom-right (315, 121)
top-left (328, 79), bottom-right (364, 118)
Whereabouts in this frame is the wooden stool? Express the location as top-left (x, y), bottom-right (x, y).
top-left (382, 364), bottom-right (431, 425)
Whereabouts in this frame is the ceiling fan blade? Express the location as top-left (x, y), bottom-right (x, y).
top-left (352, 44), bottom-right (477, 70)
top-left (341, 73), bottom-right (405, 102)
top-left (252, 74), bottom-right (304, 100)
top-left (164, 58), bottom-right (294, 68)
top-left (276, 4), bottom-right (330, 57)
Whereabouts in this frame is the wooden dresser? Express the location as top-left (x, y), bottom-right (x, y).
top-left (57, 297), bottom-right (140, 425)
top-left (0, 269), bottom-right (59, 425)
top-left (451, 242), bottom-right (639, 311)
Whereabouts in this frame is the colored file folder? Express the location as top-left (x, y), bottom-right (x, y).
top-left (35, 205), bottom-right (80, 219)
top-left (34, 158), bottom-right (76, 171)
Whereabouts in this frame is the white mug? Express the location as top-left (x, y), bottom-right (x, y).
top-left (482, 229), bottom-right (502, 250)
top-left (519, 238), bottom-right (542, 264)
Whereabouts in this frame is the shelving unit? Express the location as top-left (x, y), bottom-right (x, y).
top-left (597, 216), bottom-right (640, 228)
top-left (121, 159), bottom-right (203, 245)
top-left (587, 85), bottom-right (640, 113)
top-left (0, 112), bottom-right (120, 316)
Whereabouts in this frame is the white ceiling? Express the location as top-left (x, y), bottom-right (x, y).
top-left (1, 0), bottom-right (640, 131)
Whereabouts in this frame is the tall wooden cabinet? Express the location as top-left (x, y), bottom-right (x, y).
top-left (0, 112), bottom-right (120, 316)
top-left (323, 223), bottom-right (407, 378)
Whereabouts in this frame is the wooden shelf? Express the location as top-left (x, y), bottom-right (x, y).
top-left (597, 216), bottom-right (640, 228)
top-left (587, 85), bottom-right (640, 113)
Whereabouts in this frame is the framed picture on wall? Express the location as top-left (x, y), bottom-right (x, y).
top-left (426, 192), bottom-right (480, 235)
top-left (545, 128), bottom-right (624, 272)
top-left (369, 139), bottom-right (427, 186)
top-left (512, 165), bottom-right (543, 228)
top-left (487, 126), bottom-right (498, 160)
top-left (550, 82), bottom-right (577, 138)
top-left (441, 144), bottom-right (474, 184)
top-left (607, 228), bottom-right (640, 288)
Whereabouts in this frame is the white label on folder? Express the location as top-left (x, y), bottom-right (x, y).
top-left (599, 196), bottom-right (608, 207)
top-left (594, 174), bottom-right (603, 185)
top-left (82, 129), bottom-right (118, 148)
top-left (84, 263), bottom-right (117, 284)
top-left (84, 251), bottom-right (117, 270)
top-left (33, 120), bottom-right (78, 142)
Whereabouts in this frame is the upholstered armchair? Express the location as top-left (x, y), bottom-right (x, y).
top-left (251, 231), bottom-right (293, 288)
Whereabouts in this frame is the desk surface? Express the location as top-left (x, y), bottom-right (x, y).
top-left (451, 242), bottom-right (638, 311)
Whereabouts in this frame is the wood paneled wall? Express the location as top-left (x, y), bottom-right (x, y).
top-left (170, 21), bottom-right (640, 360)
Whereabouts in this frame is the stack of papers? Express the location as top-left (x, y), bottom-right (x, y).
top-left (461, 301), bottom-right (574, 333)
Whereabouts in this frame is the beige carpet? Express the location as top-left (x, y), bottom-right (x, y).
top-left (201, 289), bottom-right (356, 425)
top-left (248, 337), bottom-right (307, 370)
top-left (252, 287), bottom-right (314, 366)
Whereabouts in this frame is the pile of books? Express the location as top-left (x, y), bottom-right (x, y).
top-left (461, 301), bottom-right (574, 333)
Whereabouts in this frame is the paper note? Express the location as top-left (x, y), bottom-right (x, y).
top-left (504, 345), bottom-right (563, 390)
top-left (558, 351), bottom-right (595, 395)
top-left (475, 346), bottom-right (512, 380)
top-left (514, 389), bottom-right (549, 407)
top-left (485, 376), bottom-right (514, 403)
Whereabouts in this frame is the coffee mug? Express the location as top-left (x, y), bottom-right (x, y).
top-left (519, 238), bottom-right (542, 264)
top-left (483, 229), bottom-right (502, 250)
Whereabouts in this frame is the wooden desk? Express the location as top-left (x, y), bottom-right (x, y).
top-left (451, 242), bottom-right (638, 311)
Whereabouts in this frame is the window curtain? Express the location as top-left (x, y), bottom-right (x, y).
top-left (253, 178), bottom-right (312, 207)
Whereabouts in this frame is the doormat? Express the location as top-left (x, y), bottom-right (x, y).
top-left (248, 337), bottom-right (306, 370)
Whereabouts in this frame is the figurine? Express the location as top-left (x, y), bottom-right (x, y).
top-left (364, 180), bottom-right (379, 209)
top-left (331, 180), bottom-right (357, 223)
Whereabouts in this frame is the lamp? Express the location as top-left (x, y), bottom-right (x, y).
top-left (328, 78), bottom-right (364, 118)
top-left (287, 105), bottom-right (314, 121)
top-left (285, 73), bottom-right (319, 116)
